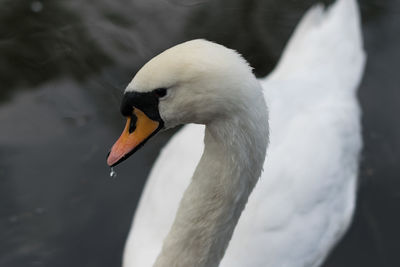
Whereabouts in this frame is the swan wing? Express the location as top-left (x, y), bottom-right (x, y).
top-left (223, 0), bottom-right (365, 266)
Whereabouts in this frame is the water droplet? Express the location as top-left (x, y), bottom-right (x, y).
top-left (110, 167), bottom-right (117, 178)
top-left (8, 215), bottom-right (18, 223)
top-left (31, 1), bottom-right (43, 13)
top-left (35, 207), bottom-right (45, 215)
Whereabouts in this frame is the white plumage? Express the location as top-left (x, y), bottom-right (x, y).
top-left (122, 0), bottom-right (366, 266)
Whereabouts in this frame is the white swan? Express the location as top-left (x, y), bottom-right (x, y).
top-left (108, 0), bottom-right (366, 266)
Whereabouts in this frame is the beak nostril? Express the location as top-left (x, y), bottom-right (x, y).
top-left (129, 115), bottom-right (138, 133)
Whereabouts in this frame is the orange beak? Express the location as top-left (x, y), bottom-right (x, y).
top-left (107, 108), bottom-right (161, 166)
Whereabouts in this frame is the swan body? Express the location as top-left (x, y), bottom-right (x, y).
top-left (120, 0), bottom-right (365, 266)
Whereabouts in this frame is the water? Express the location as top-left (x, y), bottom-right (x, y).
top-left (110, 167), bottom-right (117, 179)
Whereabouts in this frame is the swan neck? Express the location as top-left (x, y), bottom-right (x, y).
top-left (154, 92), bottom-right (268, 267)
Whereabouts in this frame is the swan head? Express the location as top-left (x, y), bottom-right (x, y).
top-left (107, 39), bottom-right (263, 167)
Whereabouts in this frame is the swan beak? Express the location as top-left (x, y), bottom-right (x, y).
top-left (107, 108), bottom-right (161, 167)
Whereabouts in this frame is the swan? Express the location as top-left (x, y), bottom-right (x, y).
top-left (107, 0), bottom-right (365, 266)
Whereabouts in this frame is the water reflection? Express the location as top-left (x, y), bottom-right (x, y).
top-left (0, 0), bottom-right (112, 101)
top-left (0, 0), bottom-right (399, 266)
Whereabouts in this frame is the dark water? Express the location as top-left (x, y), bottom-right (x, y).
top-left (0, 0), bottom-right (399, 266)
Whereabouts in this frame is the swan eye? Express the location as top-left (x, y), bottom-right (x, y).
top-left (154, 88), bottom-right (167, 98)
